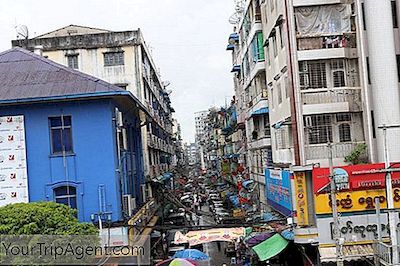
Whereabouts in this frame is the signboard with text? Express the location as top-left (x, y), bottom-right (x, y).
top-left (265, 169), bottom-right (292, 216)
top-left (313, 164), bottom-right (400, 214)
top-left (294, 172), bottom-right (309, 226)
top-left (0, 115), bottom-right (28, 207)
top-left (317, 213), bottom-right (393, 245)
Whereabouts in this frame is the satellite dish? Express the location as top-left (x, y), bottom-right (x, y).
top-left (15, 25), bottom-right (29, 39)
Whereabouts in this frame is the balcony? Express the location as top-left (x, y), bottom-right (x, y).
top-left (301, 88), bottom-right (362, 115)
top-left (297, 33), bottom-right (357, 61)
top-left (248, 135), bottom-right (271, 150)
top-left (305, 142), bottom-right (365, 162)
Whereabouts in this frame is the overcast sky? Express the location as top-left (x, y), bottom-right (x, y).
top-left (0, 0), bottom-right (235, 143)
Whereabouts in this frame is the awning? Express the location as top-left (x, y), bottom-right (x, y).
top-left (231, 65), bottom-right (241, 73)
top-left (251, 107), bottom-right (269, 117)
top-left (319, 244), bottom-right (374, 263)
top-left (226, 44), bottom-right (234, 50)
top-left (228, 32), bottom-right (239, 42)
top-left (252, 234), bottom-right (289, 261)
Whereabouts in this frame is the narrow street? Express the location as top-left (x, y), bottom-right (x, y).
top-left (197, 204), bottom-right (231, 266)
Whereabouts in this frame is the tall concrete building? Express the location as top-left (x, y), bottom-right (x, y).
top-left (228, 0), bottom-right (273, 208)
top-left (12, 25), bottom-right (176, 201)
top-left (227, 0), bottom-right (400, 263)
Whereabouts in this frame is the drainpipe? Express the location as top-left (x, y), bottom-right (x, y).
top-left (284, 0), bottom-right (301, 166)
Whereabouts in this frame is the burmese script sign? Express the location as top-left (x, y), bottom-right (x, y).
top-left (317, 213), bottom-right (394, 245)
top-left (315, 188), bottom-right (400, 214)
top-left (0, 116), bottom-right (28, 207)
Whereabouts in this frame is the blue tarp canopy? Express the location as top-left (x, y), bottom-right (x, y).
top-left (231, 65), bottom-right (241, 73)
top-left (229, 195), bottom-right (240, 207)
top-left (228, 32), bottom-right (239, 42)
top-left (226, 44), bottom-right (234, 50)
top-left (251, 107), bottom-right (269, 117)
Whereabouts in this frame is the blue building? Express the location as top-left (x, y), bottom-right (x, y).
top-left (0, 48), bottom-right (147, 223)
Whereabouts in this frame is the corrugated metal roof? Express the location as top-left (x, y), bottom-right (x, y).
top-left (0, 47), bottom-right (128, 103)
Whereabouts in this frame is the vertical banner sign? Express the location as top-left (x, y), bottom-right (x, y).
top-left (0, 115), bottom-right (28, 207)
top-left (294, 172), bottom-right (309, 226)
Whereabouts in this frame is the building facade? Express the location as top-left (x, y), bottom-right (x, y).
top-left (0, 48), bottom-right (146, 223)
top-left (227, 0), bottom-right (400, 264)
top-left (12, 25), bottom-right (176, 201)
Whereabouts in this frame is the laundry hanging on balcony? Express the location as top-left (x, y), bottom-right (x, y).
top-left (295, 4), bottom-right (351, 36)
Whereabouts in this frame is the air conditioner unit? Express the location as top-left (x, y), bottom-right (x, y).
top-left (122, 194), bottom-right (132, 217)
top-left (116, 110), bottom-right (123, 128)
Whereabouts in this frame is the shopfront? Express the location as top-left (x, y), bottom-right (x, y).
top-left (312, 163), bottom-right (400, 264)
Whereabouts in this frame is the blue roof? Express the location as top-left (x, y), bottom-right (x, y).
top-left (231, 65), bottom-right (241, 73)
top-left (228, 33), bottom-right (239, 42)
top-left (226, 44), bottom-right (234, 50)
top-left (251, 107), bottom-right (269, 116)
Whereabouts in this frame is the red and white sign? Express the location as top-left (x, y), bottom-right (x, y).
top-left (313, 163), bottom-right (400, 194)
top-left (0, 115), bottom-right (28, 207)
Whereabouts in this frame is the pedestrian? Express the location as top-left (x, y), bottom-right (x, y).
top-left (217, 241), bottom-right (221, 252)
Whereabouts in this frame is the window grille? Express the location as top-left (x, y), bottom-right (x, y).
top-left (339, 123), bottom-right (352, 142)
top-left (305, 114), bottom-right (332, 144)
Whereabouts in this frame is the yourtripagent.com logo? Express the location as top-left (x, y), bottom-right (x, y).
top-left (0, 235), bottom-right (150, 265)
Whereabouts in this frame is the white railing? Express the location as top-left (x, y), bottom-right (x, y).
top-left (374, 242), bottom-right (393, 265)
top-left (305, 142), bottom-right (365, 160)
top-left (301, 88), bottom-right (362, 110)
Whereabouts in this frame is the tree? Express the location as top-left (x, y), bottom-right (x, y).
top-left (0, 202), bottom-right (99, 265)
top-left (0, 201), bottom-right (97, 235)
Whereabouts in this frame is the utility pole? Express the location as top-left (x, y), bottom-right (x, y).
top-left (379, 124), bottom-right (400, 265)
top-left (328, 142), bottom-right (344, 266)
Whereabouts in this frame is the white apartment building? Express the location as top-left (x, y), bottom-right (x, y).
top-left (229, 0), bottom-right (272, 207)
top-left (13, 25), bottom-right (176, 191)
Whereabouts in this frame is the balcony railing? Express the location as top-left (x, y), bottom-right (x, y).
top-left (305, 142), bottom-right (365, 160)
top-left (297, 33), bottom-right (357, 51)
top-left (301, 88), bottom-right (362, 111)
top-left (374, 242), bottom-right (394, 265)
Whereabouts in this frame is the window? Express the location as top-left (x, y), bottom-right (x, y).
top-left (361, 3), bottom-right (367, 30)
top-left (397, 55), bottom-right (400, 81)
top-left (67, 55), bottom-right (78, 69)
top-left (371, 110), bottom-right (376, 138)
top-left (272, 34), bottom-right (278, 57)
top-left (264, 115), bottom-right (271, 137)
top-left (266, 42), bottom-right (271, 66)
top-left (337, 113), bottom-right (352, 142)
top-left (284, 76), bottom-right (289, 98)
top-left (392, 1), bottom-right (398, 28)
top-left (331, 59), bottom-right (346, 87)
top-left (366, 57), bottom-right (371, 84)
top-left (277, 82), bottom-right (282, 104)
top-left (279, 24), bottom-right (284, 48)
top-left (49, 116), bottom-right (73, 154)
top-left (54, 186), bottom-right (77, 209)
top-left (275, 129), bottom-right (287, 149)
top-left (339, 124), bottom-right (351, 142)
top-left (305, 115), bottom-right (332, 144)
top-left (270, 86), bottom-right (274, 108)
top-left (104, 51), bottom-right (124, 66)
top-left (299, 61), bottom-right (327, 89)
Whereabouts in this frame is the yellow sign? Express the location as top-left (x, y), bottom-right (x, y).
top-left (315, 188), bottom-right (400, 214)
top-left (294, 172), bottom-right (309, 226)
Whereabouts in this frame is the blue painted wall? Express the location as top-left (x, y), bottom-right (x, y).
top-left (265, 169), bottom-right (293, 216)
top-left (0, 99), bottom-right (144, 222)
